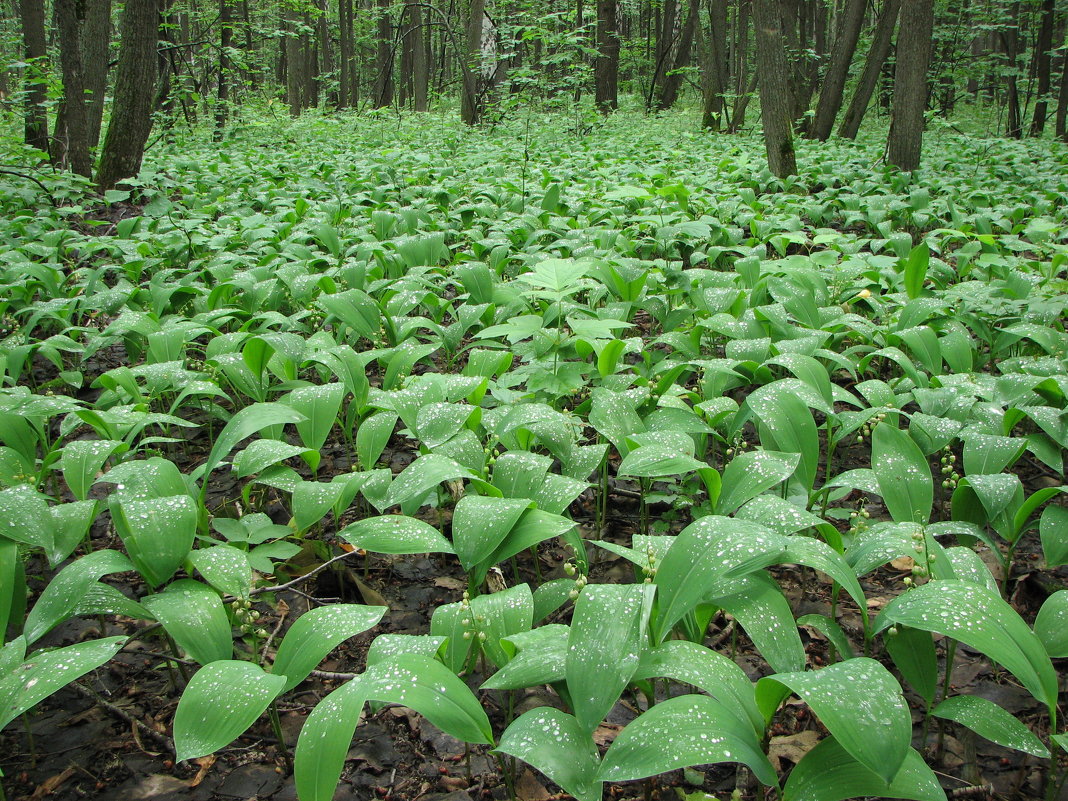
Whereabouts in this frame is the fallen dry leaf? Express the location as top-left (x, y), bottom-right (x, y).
top-left (31, 766), bottom-right (77, 799)
top-left (768, 730), bottom-right (821, 772)
top-left (188, 755), bottom-right (216, 788)
top-left (516, 769), bottom-right (552, 801)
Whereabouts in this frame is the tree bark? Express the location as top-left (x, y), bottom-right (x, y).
top-left (728, 0), bottom-right (752, 132)
top-left (20, 0), bottom-right (49, 154)
top-left (339, 0), bottom-right (353, 107)
top-left (655, 0), bottom-right (699, 110)
top-left (97, 0), bottom-right (160, 191)
top-left (460, 0), bottom-right (485, 123)
top-left (887, 0), bottom-right (934, 171)
top-left (373, 0), bottom-right (394, 107)
top-left (54, 0), bottom-right (92, 178)
top-left (595, 0), bottom-right (620, 111)
top-left (701, 0), bottom-right (729, 129)
top-left (752, 0), bottom-right (797, 176)
top-left (838, 0), bottom-right (900, 139)
top-left (84, 0), bottom-right (112, 149)
top-left (808, 0), bottom-right (865, 140)
top-left (285, 6), bottom-right (304, 114)
top-left (1002, 1), bottom-right (1022, 138)
top-left (214, 0), bottom-right (232, 140)
top-left (1057, 40), bottom-right (1068, 141)
top-left (408, 3), bottom-right (429, 110)
top-left (317, 0), bottom-right (335, 105)
top-left (1029, 0), bottom-right (1055, 135)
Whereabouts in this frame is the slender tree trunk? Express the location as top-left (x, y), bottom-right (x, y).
top-left (408, 3), bottom-right (429, 110)
top-left (97, 0), bottom-right (160, 191)
top-left (214, 0), bottom-right (232, 140)
top-left (460, 0), bottom-right (485, 123)
top-left (702, 0), bottom-right (729, 129)
top-left (305, 10), bottom-right (319, 107)
top-left (1057, 40), bottom-right (1068, 140)
top-left (728, 0), bottom-right (751, 132)
top-left (373, 0), bottom-right (393, 107)
top-left (285, 6), bottom-right (303, 114)
top-left (54, 0), bottom-right (92, 177)
top-left (82, 0), bottom-right (111, 149)
top-left (1003, 1), bottom-right (1022, 138)
top-left (655, 0), bottom-right (699, 110)
top-left (1029, 0), bottom-right (1054, 134)
top-left (20, 0), bottom-right (49, 154)
top-left (752, 0), bottom-right (797, 176)
top-left (887, 0), bottom-right (934, 170)
top-left (317, 0), bottom-right (335, 105)
top-left (339, 0), bottom-right (353, 107)
top-left (595, 0), bottom-right (620, 110)
top-left (808, 0), bottom-right (865, 140)
top-left (838, 0), bottom-right (901, 139)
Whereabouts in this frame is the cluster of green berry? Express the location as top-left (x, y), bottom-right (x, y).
top-left (232, 598), bottom-right (268, 638)
top-left (724, 437), bottom-right (751, 458)
top-left (562, 561), bottom-right (588, 598)
top-left (848, 502), bottom-right (870, 535)
top-left (459, 591), bottom-right (487, 642)
top-left (855, 411), bottom-right (887, 444)
top-left (907, 528), bottom-right (934, 581)
top-left (938, 446), bottom-right (959, 490)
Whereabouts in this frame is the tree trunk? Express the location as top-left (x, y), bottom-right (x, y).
top-left (838, 0), bottom-right (900, 139)
top-left (339, 0), bottom-right (353, 107)
top-left (752, 0), bottom-right (797, 176)
top-left (595, 0), bottom-right (620, 111)
top-left (97, 0), bottom-right (160, 192)
top-left (460, 0), bottom-right (485, 123)
top-left (886, 0), bottom-right (934, 171)
top-left (317, 0), bottom-right (335, 105)
top-left (728, 0), bottom-right (751, 132)
top-left (1029, 0), bottom-right (1054, 134)
top-left (214, 0), bottom-right (232, 140)
top-left (81, 0), bottom-right (112, 149)
top-left (655, 0), bottom-right (699, 110)
top-left (285, 6), bottom-right (304, 114)
top-left (1002, 1), bottom-right (1022, 138)
top-left (373, 0), bottom-right (393, 107)
top-left (408, 3), bottom-right (429, 110)
top-left (808, 0), bottom-right (865, 140)
top-left (701, 0), bottom-right (728, 129)
top-left (1057, 41), bottom-right (1068, 140)
top-left (19, 0), bottom-right (49, 154)
top-left (54, 0), bottom-right (92, 178)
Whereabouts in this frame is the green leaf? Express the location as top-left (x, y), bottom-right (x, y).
top-left (496, 708), bottom-right (602, 801)
top-left (567, 583), bottom-right (653, 734)
top-left (597, 694), bottom-right (776, 787)
top-left (0, 636), bottom-right (128, 732)
top-left (653, 516), bottom-right (786, 642)
top-left (0, 486), bottom-right (53, 563)
top-left (173, 660), bottom-right (287, 761)
top-left (871, 423), bottom-right (932, 525)
top-left (23, 549), bottom-right (134, 644)
top-left (273, 605), bottom-right (387, 692)
top-left (757, 658), bottom-right (911, 784)
top-left (189, 544), bottom-right (253, 598)
top-left (414, 402), bottom-right (476, 449)
top-left (356, 411), bottom-right (398, 469)
top-left (142, 579), bottom-right (232, 665)
top-left (933, 695), bottom-right (1048, 757)
top-left (716, 450), bottom-right (799, 516)
top-left (384, 453), bottom-right (480, 511)
top-left (903, 242), bottom-right (929, 300)
top-left (60, 439), bottom-right (127, 501)
top-left (711, 572), bottom-right (805, 673)
top-left (884, 625), bottom-right (937, 707)
top-left (783, 736), bottom-right (946, 801)
top-left (878, 581), bottom-right (1058, 716)
top-left (452, 496), bottom-right (531, 572)
top-left (193, 402), bottom-right (306, 482)
top-left (233, 439), bottom-right (314, 478)
top-left (1040, 505), bottom-right (1068, 566)
top-left (481, 624), bottom-right (569, 690)
top-left (469, 584), bottom-right (534, 668)
top-left (1034, 590), bottom-right (1068, 657)
top-left (339, 515), bottom-right (454, 555)
top-left (285, 383), bottom-right (346, 460)
top-left (111, 494), bottom-right (197, 588)
top-left (797, 614), bottom-right (855, 661)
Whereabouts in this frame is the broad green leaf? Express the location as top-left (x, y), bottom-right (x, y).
top-left (141, 579), bottom-right (232, 665)
top-left (757, 658), bottom-right (911, 783)
top-left (748, 382), bottom-right (820, 491)
top-left (285, 383), bottom-right (346, 460)
top-left (292, 474), bottom-right (366, 531)
top-left (716, 450), bottom-right (799, 516)
top-left (193, 402), bottom-right (306, 481)
top-left (653, 516), bottom-right (787, 642)
top-left (0, 486), bottom-right (53, 562)
top-left (384, 453), bottom-right (480, 511)
top-left (189, 544), bottom-right (253, 598)
top-left (0, 636), bottom-right (128, 732)
top-left (480, 624), bottom-right (569, 690)
top-left (871, 423), bottom-right (932, 525)
top-left (273, 605), bottom-right (387, 692)
top-left (496, 708), bottom-right (601, 801)
top-left (414, 402), bottom-right (476, 449)
top-left (797, 614), bottom-right (855, 661)
top-left (0, 539), bottom-right (20, 640)
top-left (451, 496), bottom-right (531, 572)
top-left (173, 660), bottom-right (287, 761)
top-left (339, 515), bottom-right (454, 554)
top-left (884, 625), bottom-right (937, 707)
top-left (933, 695), bottom-right (1048, 757)
top-left (365, 634), bottom-right (446, 667)
top-left (903, 243), bottom-right (929, 300)
top-left (597, 694), bottom-right (776, 787)
top-left (49, 500), bottom-right (97, 564)
top-left (711, 572), bottom-right (805, 673)
top-left (633, 640), bottom-right (764, 737)
top-left (1040, 505), bottom-right (1068, 566)
top-left (617, 445), bottom-right (705, 478)
top-left (23, 549), bottom-right (134, 644)
top-left (356, 411), bottom-right (398, 469)
top-left (784, 736), bottom-right (946, 801)
top-left (567, 583), bottom-right (653, 734)
top-left (60, 439), bottom-right (127, 501)
top-left (233, 439), bottom-right (313, 478)
top-left (1034, 590), bottom-right (1068, 657)
top-left (111, 494), bottom-right (197, 588)
top-left (878, 581), bottom-right (1058, 716)
top-left (468, 584), bottom-right (534, 668)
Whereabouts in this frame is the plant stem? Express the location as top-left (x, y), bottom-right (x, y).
top-left (268, 700), bottom-right (292, 769)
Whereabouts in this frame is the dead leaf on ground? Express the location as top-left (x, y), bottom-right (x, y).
top-left (592, 722), bottom-right (623, 746)
top-left (434, 576), bottom-right (466, 590)
top-left (768, 730), bottom-right (821, 772)
top-left (31, 766), bottom-right (77, 799)
top-left (890, 556), bottom-right (915, 572)
top-left (188, 755), bottom-right (216, 788)
top-left (516, 769), bottom-right (552, 801)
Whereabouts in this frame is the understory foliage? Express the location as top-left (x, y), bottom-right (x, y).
top-left (1, 111), bottom-right (1068, 800)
